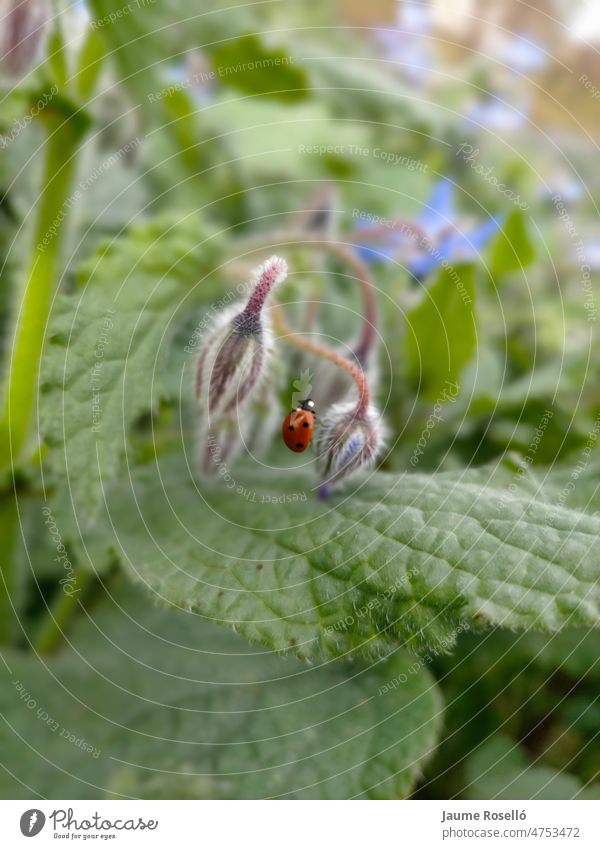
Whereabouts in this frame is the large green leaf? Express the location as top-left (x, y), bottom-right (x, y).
top-left (489, 209), bottom-right (535, 278)
top-left (84, 2), bottom-right (230, 206)
top-left (0, 582), bottom-right (441, 799)
top-left (211, 34), bottom-right (309, 101)
top-left (39, 215), bottom-right (224, 522)
top-left (464, 736), bottom-right (600, 800)
top-left (406, 263), bottom-right (477, 401)
top-left (73, 452), bottom-right (600, 660)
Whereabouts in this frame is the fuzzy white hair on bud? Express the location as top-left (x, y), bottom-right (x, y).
top-left (195, 255), bottom-right (287, 476)
top-left (315, 400), bottom-right (386, 492)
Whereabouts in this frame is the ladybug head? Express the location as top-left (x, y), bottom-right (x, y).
top-left (298, 398), bottom-right (316, 413)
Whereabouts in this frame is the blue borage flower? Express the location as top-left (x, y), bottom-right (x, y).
top-left (407, 215), bottom-right (503, 279)
top-left (354, 179), bottom-right (503, 281)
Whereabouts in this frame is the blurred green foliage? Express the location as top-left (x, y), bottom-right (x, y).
top-left (0, 0), bottom-right (598, 801)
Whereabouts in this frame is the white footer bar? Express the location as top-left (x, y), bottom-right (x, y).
top-left (1, 800), bottom-right (598, 848)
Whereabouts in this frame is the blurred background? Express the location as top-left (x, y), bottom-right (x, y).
top-left (0, 0), bottom-right (599, 801)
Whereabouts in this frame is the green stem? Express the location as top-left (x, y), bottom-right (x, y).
top-left (0, 493), bottom-right (20, 644)
top-left (33, 569), bottom-right (95, 655)
top-left (272, 303), bottom-right (371, 414)
top-left (0, 108), bottom-right (86, 467)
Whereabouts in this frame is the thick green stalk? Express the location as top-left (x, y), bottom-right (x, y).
top-left (0, 493), bottom-right (19, 644)
top-left (33, 569), bottom-right (95, 654)
top-left (0, 109), bottom-right (85, 467)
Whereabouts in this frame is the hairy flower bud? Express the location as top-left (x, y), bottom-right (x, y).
top-left (196, 255), bottom-right (287, 415)
top-left (0, 0), bottom-right (49, 78)
top-left (315, 400), bottom-right (385, 495)
top-left (196, 255), bottom-right (287, 473)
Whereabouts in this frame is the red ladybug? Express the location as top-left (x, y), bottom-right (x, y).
top-left (282, 399), bottom-right (316, 452)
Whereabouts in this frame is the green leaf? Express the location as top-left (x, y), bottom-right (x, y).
top-left (74, 213), bottom-right (224, 299)
top-left (0, 582), bottom-right (441, 799)
top-left (73, 29), bottom-right (107, 100)
top-left (46, 24), bottom-right (69, 90)
top-left (464, 736), bottom-right (600, 800)
top-left (489, 209), bottom-right (535, 278)
top-left (39, 215), bottom-right (224, 522)
top-left (39, 288), bottom-right (173, 524)
top-left (73, 453), bottom-right (600, 660)
top-left (406, 263), bottom-right (476, 400)
top-left (211, 34), bottom-right (309, 101)
top-left (85, 0), bottom-right (222, 207)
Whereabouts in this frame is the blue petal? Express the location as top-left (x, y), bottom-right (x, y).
top-left (419, 179), bottom-right (455, 234)
top-left (406, 250), bottom-right (442, 279)
top-left (407, 216), bottom-right (504, 278)
top-left (318, 484), bottom-right (333, 500)
top-left (442, 216), bottom-right (504, 261)
top-left (335, 433), bottom-right (364, 471)
top-left (354, 243), bottom-right (398, 264)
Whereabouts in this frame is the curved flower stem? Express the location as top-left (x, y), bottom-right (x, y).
top-left (234, 232), bottom-right (378, 365)
top-left (271, 302), bottom-right (370, 415)
top-left (325, 239), bottom-right (376, 364)
top-left (346, 218), bottom-right (426, 244)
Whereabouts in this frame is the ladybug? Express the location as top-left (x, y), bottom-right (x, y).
top-left (282, 398), bottom-right (316, 453)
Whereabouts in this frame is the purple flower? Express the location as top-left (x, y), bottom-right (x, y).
top-left (354, 179), bottom-right (503, 280)
top-left (406, 215), bottom-right (503, 279)
top-left (162, 51), bottom-right (216, 107)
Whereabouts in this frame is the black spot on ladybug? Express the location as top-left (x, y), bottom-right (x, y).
top-left (303, 421), bottom-right (309, 427)
top-left (288, 424), bottom-right (294, 430)
top-left (296, 442), bottom-right (303, 449)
